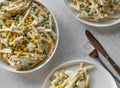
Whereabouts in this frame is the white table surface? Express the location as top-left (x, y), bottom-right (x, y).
top-left (0, 0), bottom-right (120, 88)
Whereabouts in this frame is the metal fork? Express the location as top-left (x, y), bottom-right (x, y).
top-left (82, 41), bottom-right (120, 86)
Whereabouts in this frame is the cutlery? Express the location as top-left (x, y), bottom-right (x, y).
top-left (85, 30), bottom-right (120, 75)
top-left (82, 41), bottom-right (120, 86)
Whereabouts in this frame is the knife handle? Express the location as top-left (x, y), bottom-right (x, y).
top-left (106, 56), bottom-right (120, 75)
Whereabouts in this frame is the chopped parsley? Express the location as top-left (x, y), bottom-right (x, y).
top-left (25, 62), bottom-right (31, 67)
top-left (46, 24), bottom-right (50, 29)
top-left (14, 16), bottom-right (19, 21)
top-left (41, 19), bottom-right (46, 23)
top-left (23, 40), bottom-right (28, 45)
top-left (0, 24), bottom-right (3, 28)
top-left (50, 76), bottom-right (55, 81)
top-left (85, 8), bottom-right (90, 13)
top-left (24, 26), bottom-right (29, 30)
top-left (43, 50), bottom-right (47, 54)
top-left (7, 43), bottom-right (10, 47)
top-left (0, 8), bottom-right (7, 13)
top-left (32, 6), bottom-right (37, 11)
top-left (11, 45), bottom-right (16, 49)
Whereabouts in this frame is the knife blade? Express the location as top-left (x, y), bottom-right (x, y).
top-left (85, 30), bottom-right (120, 75)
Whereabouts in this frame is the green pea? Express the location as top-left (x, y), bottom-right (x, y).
top-left (0, 24), bottom-right (3, 28)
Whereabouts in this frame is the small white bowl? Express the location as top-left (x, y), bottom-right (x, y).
top-left (0, 0), bottom-right (59, 73)
top-left (64, 0), bottom-right (120, 27)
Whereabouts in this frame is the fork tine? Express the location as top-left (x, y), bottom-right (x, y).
top-left (82, 41), bottom-right (95, 54)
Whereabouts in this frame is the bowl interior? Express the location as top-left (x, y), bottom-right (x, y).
top-left (64, 0), bottom-right (120, 27)
top-left (0, 0), bottom-right (59, 73)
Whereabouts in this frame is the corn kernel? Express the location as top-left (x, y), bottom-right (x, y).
top-left (26, 20), bottom-right (28, 22)
top-left (33, 34), bottom-right (37, 39)
top-left (12, 22), bottom-right (16, 25)
top-left (13, 42), bottom-right (16, 46)
top-left (15, 22), bottom-right (18, 25)
top-left (7, 33), bottom-right (11, 37)
top-left (17, 51), bottom-right (22, 57)
top-left (21, 45), bottom-right (25, 48)
top-left (40, 12), bottom-right (44, 16)
top-left (18, 48), bottom-right (21, 51)
top-left (6, 38), bottom-right (9, 43)
top-left (23, 48), bottom-right (27, 52)
top-left (26, 55), bottom-right (31, 58)
top-left (54, 85), bottom-right (64, 88)
top-left (29, 16), bottom-right (32, 19)
top-left (30, 39), bottom-right (34, 43)
top-left (6, 21), bottom-right (11, 27)
top-left (21, 23), bottom-right (24, 26)
top-left (28, 22), bottom-right (31, 25)
top-left (48, 39), bottom-right (52, 44)
top-left (13, 36), bottom-right (16, 40)
top-left (35, 40), bottom-right (39, 43)
top-left (9, 38), bottom-right (12, 42)
top-left (10, 36), bottom-right (16, 42)
top-left (20, 25), bottom-right (24, 29)
top-left (29, 18), bottom-right (32, 22)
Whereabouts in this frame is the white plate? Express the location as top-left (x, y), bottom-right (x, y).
top-left (42, 60), bottom-right (117, 88)
top-left (64, 0), bottom-right (120, 27)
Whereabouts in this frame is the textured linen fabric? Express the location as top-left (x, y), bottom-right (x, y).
top-left (0, 0), bottom-right (120, 88)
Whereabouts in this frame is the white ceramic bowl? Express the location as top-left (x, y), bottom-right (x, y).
top-left (64, 0), bottom-right (120, 27)
top-left (0, 0), bottom-right (59, 73)
top-left (42, 59), bottom-right (117, 88)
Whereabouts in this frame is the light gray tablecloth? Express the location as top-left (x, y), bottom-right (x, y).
top-left (0, 0), bottom-right (120, 88)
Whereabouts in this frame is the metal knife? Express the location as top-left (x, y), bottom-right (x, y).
top-left (85, 30), bottom-right (120, 75)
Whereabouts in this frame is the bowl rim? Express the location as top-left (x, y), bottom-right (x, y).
top-left (64, 0), bottom-right (120, 27)
top-left (0, 0), bottom-right (59, 73)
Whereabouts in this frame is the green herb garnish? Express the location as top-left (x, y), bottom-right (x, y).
top-left (24, 26), bottom-right (29, 30)
top-left (25, 62), bottom-right (31, 66)
top-left (85, 8), bottom-right (90, 13)
top-left (43, 50), bottom-right (47, 54)
top-left (11, 45), bottom-right (16, 49)
top-left (5, 33), bottom-right (8, 37)
top-left (0, 24), bottom-right (3, 28)
top-left (7, 43), bottom-right (10, 47)
top-left (28, 37), bottom-right (32, 40)
top-left (46, 24), bottom-right (50, 29)
top-left (41, 19), bottom-right (46, 23)
top-left (14, 16), bottom-right (19, 21)
top-left (16, 42), bottom-right (19, 46)
top-left (32, 6), bottom-right (37, 11)
top-left (23, 40), bottom-right (28, 45)
top-left (0, 8), bottom-right (7, 13)
top-left (50, 76), bottom-right (55, 81)
top-left (80, 4), bottom-right (84, 8)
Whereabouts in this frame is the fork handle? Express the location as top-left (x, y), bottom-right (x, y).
top-left (105, 56), bottom-right (120, 75)
top-left (97, 57), bottom-right (120, 86)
